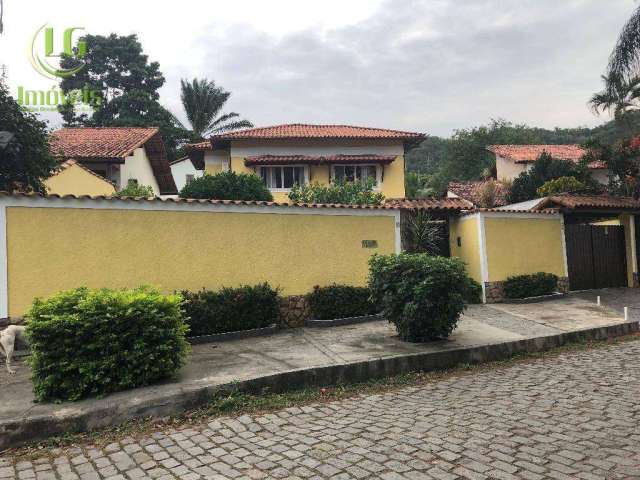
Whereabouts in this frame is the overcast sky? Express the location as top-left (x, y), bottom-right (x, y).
top-left (0, 0), bottom-right (636, 136)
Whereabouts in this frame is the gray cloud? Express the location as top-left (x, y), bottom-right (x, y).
top-left (167, 0), bottom-right (635, 136)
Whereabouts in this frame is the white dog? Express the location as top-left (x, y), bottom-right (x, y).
top-left (0, 325), bottom-right (27, 374)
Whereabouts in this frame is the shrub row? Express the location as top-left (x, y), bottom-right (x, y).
top-left (308, 284), bottom-right (378, 320)
top-left (503, 272), bottom-right (559, 299)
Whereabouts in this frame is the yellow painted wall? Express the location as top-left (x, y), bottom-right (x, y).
top-left (484, 217), bottom-right (566, 282)
top-left (381, 156), bottom-right (405, 198)
top-left (45, 164), bottom-right (116, 196)
top-left (204, 163), bottom-right (223, 175)
top-left (6, 206), bottom-right (396, 317)
top-left (310, 165), bottom-right (330, 184)
top-left (449, 216), bottom-right (482, 283)
top-left (620, 214), bottom-right (636, 287)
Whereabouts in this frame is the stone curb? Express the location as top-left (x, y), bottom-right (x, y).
top-left (305, 314), bottom-right (384, 328)
top-left (0, 320), bottom-right (637, 450)
top-left (502, 292), bottom-right (567, 304)
top-left (187, 325), bottom-right (279, 345)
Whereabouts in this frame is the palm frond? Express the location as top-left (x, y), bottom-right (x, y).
top-left (609, 6), bottom-right (640, 81)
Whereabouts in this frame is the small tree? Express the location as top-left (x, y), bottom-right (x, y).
top-left (403, 211), bottom-right (444, 254)
top-left (478, 179), bottom-right (498, 208)
top-left (0, 82), bottom-right (57, 193)
top-left (288, 180), bottom-right (384, 205)
top-left (113, 183), bottom-right (155, 198)
top-left (179, 171), bottom-right (273, 201)
top-left (584, 138), bottom-right (640, 197)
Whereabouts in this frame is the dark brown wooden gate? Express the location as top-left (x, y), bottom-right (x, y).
top-left (565, 224), bottom-right (627, 291)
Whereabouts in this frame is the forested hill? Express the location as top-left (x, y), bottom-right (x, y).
top-left (406, 114), bottom-right (640, 194)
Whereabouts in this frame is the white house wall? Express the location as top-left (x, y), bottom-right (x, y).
top-left (171, 160), bottom-right (203, 192)
top-left (120, 148), bottom-right (161, 195)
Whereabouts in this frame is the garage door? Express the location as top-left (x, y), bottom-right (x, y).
top-left (565, 224), bottom-right (627, 291)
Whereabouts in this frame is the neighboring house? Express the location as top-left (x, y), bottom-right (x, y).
top-left (169, 156), bottom-right (203, 192)
top-left (49, 127), bottom-right (178, 197)
top-left (487, 145), bottom-right (608, 185)
top-left (447, 180), bottom-right (509, 207)
top-left (45, 159), bottom-right (116, 196)
top-left (187, 124), bottom-right (424, 202)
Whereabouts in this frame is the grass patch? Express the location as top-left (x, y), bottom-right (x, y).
top-left (3, 332), bottom-right (640, 460)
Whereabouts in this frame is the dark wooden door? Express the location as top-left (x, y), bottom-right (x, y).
top-left (565, 224), bottom-right (627, 291)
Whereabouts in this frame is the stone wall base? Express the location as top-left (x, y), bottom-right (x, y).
top-left (279, 295), bottom-right (310, 328)
top-left (484, 276), bottom-right (570, 303)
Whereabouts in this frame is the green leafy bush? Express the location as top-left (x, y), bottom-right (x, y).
top-left (181, 283), bottom-right (279, 336)
top-left (536, 176), bottom-right (587, 197)
top-left (113, 183), bottom-right (155, 197)
top-left (179, 171), bottom-right (273, 201)
top-left (289, 180), bottom-right (384, 205)
top-left (368, 253), bottom-right (469, 342)
top-left (308, 284), bottom-right (378, 320)
top-left (503, 272), bottom-right (559, 299)
top-left (463, 277), bottom-right (483, 304)
top-left (26, 286), bottom-right (189, 402)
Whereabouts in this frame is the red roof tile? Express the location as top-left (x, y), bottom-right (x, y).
top-left (244, 154), bottom-right (397, 166)
top-left (211, 124), bottom-right (425, 142)
top-left (49, 127), bottom-right (178, 195)
top-left (0, 191), bottom-right (399, 210)
top-left (534, 194), bottom-right (640, 211)
top-left (185, 141), bottom-right (211, 152)
top-left (487, 144), bottom-right (606, 169)
top-left (50, 127), bottom-right (159, 159)
top-left (384, 197), bottom-right (473, 211)
top-left (447, 181), bottom-right (509, 207)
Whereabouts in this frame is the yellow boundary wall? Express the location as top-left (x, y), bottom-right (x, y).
top-left (0, 196), bottom-right (400, 318)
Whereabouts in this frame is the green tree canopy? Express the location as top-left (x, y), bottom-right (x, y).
top-left (288, 180), bottom-right (384, 205)
top-left (179, 78), bottom-right (252, 140)
top-left (58, 34), bottom-right (188, 159)
top-left (0, 82), bottom-right (57, 193)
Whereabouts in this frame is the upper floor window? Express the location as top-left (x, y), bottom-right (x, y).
top-left (260, 166), bottom-right (306, 190)
top-left (333, 165), bottom-right (378, 186)
top-left (185, 174), bottom-right (195, 185)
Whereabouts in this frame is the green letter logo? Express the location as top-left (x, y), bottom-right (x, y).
top-left (29, 24), bottom-right (87, 79)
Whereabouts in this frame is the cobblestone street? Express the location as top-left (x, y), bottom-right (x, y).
top-left (2, 340), bottom-right (639, 480)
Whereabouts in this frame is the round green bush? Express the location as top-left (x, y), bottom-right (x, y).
top-left (26, 286), bottom-right (190, 402)
top-left (179, 171), bottom-right (273, 201)
top-left (368, 253), bottom-right (470, 342)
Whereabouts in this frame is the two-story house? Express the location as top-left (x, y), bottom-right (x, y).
top-left (49, 127), bottom-right (178, 197)
top-left (186, 124), bottom-right (424, 202)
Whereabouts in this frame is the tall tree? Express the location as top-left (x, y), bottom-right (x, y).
top-left (607, 5), bottom-right (640, 85)
top-left (0, 81), bottom-right (57, 192)
top-left (590, 74), bottom-right (640, 118)
top-left (180, 78), bottom-right (252, 139)
top-left (58, 34), bottom-right (188, 159)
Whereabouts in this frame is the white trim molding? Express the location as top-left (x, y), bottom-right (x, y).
top-left (630, 215), bottom-right (637, 275)
top-left (394, 210), bottom-right (402, 254)
top-left (477, 213), bottom-right (489, 303)
top-left (0, 206), bottom-right (7, 319)
top-left (559, 214), bottom-right (569, 278)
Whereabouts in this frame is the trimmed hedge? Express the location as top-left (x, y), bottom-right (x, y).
top-left (368, 253), bottom-right (470, 342)
top-left (181, 283), bottom-right (279, 336)
top-left (26, 286), bottom-right (189, 402)
top-left (308, 284), bottom-right (378, 320)
top-left (503, 272), bottom-right (559, 299)
top-left (463, 277), bottom-right (483, 304)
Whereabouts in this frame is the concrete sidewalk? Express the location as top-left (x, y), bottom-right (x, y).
top-left (0, 293), bottom-right (632, 449)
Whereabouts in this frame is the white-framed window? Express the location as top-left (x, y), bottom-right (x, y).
top-left (332, 164), bottom-right (381, 188)
top-left (185, 174), bottom-right (195, 185)
top-left (259, 166), bottom-right (307, 191)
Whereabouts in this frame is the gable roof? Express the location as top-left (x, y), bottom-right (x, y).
top-left (533, 194), bottom-right (640, 211)
top-left (50, 127), bottom-right (178, 195)
top-left (210, 124), bottom-right (425, 142)
top-left (53, 159), bottom-right (116, 186)
top-left (447, 181), bottom-right (509, 207)
top-left (487, 145), bottom-right (607, 169)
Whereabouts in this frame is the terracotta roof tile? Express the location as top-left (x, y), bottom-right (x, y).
top-left (50, 127), bottom-right (159, 159)
top-left (487, 144), bottom-right (606, 169)
top-left (0, 191), bottom-right (399, 210)
top-left (534, 194), bottom-right (640, 211)
top-left (244, 154), bottom-right (397, 166)
top-left (211, 124), bottom-right (425, 142)
top-left (185, 141), bottom-right (211, 151)
top-left (384, 197), bottom-right (473, 211)
top-left (447, 181), bottom-right (509, 207)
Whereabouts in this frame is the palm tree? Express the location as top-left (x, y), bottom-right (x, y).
top-left (607, 5), bottom-right (640, 86)
top-left (180, 78), bottom-right (253, 139)
top-left (590, 74), bottom-right (640, 118)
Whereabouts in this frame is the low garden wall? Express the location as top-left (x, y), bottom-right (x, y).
top-left (0, 194), bottom-right (400, 319)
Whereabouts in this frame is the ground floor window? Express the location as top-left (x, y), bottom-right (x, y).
top-left (260, 166), bottom-right (306, 190)
top-left (333, 165), bottom-right (378, 186)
